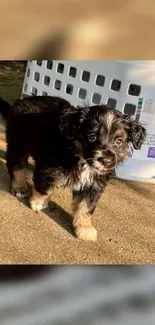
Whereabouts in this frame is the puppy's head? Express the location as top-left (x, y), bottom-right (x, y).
top-left (60, 104), bottom-right (146, 173)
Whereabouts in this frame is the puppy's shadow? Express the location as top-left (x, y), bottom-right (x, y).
top-left (16, 191), bottom-right (74, 237)
top-left (15, 186), bottom-right (74, 237)
top-left (0, 148), bottom-right (74, 237)
top-left (45, 201), bottom-right (74, 236)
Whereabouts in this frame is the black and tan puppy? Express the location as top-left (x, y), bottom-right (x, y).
top-left (0, 96), bottom-right (146, 241)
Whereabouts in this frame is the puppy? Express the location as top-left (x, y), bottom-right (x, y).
top-left (0, 96), bottom-right (146, 241)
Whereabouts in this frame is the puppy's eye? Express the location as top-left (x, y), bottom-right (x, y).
top-left (88, 134), bottom-right (97, 142)
top-left (115, 138), bottom-right (122, 146)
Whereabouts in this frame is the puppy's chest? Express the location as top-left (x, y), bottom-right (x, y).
top-left (67, 165), bottom-right (95, 191)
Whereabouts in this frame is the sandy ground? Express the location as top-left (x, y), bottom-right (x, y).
top-left (0, 65), bottom-right (155, 264)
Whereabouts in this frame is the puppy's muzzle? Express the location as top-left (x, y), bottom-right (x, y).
top-left (97, 150), bottom-right (117, 170)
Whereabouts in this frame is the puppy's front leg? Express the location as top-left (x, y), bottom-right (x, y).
top-left (30, 167), bottom-right (54, 212)
top-left (72, 191), bottom-right (101, 242)
top-left (30, 187), bottom-right (52, 212)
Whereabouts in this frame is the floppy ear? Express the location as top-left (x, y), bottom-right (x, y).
top-left (128, 119), bottom-right (146, 149)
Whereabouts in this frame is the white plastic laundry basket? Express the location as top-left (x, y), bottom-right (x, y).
top-left (22, 60), bottom-right (155, 184)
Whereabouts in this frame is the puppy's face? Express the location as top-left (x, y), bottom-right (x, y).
top-left (61, 105), bottom-right (146, 173)
top-left (81, 109), bottom-right (129, 172)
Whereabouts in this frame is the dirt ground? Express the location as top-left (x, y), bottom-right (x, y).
top-left (0, 64), bottom-right (155, 264)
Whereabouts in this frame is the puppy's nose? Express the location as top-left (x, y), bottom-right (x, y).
top-left (103, 157), bottom-right (111, 166)
top-left (98, 157), bottom-right (111, 166)
top-left (98, 151), bottom-right (116, 168)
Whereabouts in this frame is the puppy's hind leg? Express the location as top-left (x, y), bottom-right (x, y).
top-left (29, 166), bottom-right (54, 212)
top-left (6, 146), bottom-right (31, 198)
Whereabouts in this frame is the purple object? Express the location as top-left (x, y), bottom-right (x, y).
top-left (148, 147), bottom-right (155, 158)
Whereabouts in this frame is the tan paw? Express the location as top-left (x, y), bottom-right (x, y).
top-left (29, 197), bottom-right (49, 212)
top-left (75, 226), bottom-right (97, 242)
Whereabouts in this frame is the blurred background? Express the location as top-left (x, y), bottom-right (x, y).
top-left (0, 266), bottom-right (155, 324)
top-left (0, 61), bottom-right (26, 104)
top-left (0, 1), bottom-right (155, 59)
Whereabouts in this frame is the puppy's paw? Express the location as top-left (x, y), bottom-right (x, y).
top-left (75, 226), bottom-right (97, 242)
top-left (29, 197), bottom-right (49, 212)
top-left (11, 185), bottom-right (30, 198)
top-left (30, 196), bottom-right (48, 212)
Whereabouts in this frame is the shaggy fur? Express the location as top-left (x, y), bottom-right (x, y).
top-left (0, 96), bottom-right (146, 241)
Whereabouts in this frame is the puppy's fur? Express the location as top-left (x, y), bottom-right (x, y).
top-left (0, 96), bottom-right (146, 241)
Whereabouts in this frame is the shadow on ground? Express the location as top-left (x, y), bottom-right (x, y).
top-left (48, 201), bottom-right (74, 236)
top-left (0, 145), bottom-right (74, 238)
top-left (124, 181), bottom-right (155, 200)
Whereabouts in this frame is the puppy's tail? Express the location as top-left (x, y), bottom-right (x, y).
top-left (0, 98), bottom-right (11, 121)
